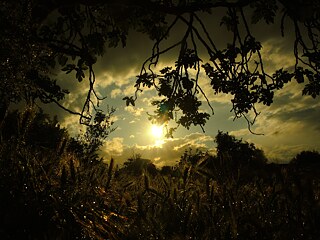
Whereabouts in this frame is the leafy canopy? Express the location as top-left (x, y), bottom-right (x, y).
top-left (1, 0), bottom-right (320, 133)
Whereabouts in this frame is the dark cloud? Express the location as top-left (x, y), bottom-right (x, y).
top-left (275, 107), bottom-right (320, 131)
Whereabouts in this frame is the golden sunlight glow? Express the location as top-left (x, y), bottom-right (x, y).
top-left (150, 124), bottom-right (164, 139)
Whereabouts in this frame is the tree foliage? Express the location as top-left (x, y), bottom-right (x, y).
top-left (215, 131), bottom-right (267, 166)
top-left (177, 132), bottom-right (267, 184)
top-left (290, 150), bottom-right (320, 170)
top-left (122, 154), bottom-right (158, 176)
top-left (1, 0), bottom-right (320, 131)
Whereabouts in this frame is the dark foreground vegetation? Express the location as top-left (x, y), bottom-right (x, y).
top-left (1, 109), bottom-right (320, 240)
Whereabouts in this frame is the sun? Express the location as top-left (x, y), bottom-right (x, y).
top-left (150, 124), bottom-right (164, 139)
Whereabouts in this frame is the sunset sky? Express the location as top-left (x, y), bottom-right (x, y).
top-left (42, 9), bottom-right (320, 166)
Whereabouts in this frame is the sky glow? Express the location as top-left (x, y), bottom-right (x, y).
top-left (151, 125), bottom-right (164, 139)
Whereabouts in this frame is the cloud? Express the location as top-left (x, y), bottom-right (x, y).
top-left (275, 107), bottom-right (320, 131)
top-left (123, 84), bottom-right (137, 96)
top-left (229, 110), bottom-right (320, 162)
top-left (60, 114), bottom-right (86, 136)
top-left (101, 137), bottom-right (124, 159)
top-left (253, 82), bottom-right (320, 134)
top-left (142, 95), bottom-right (165, 107)
top-left (226, 73), bottom-right (320, 160)
top-left (96, 70), bottom-right (137, 89)
top-left (94, 32), bottom-right (154, 76)
top-left (264, 144), bottom-right (313, 163)
top-left (111, 88), bottom-right (122, 98)
top-left (124, 105), bottom-right (144, 116)
top-left (110, 115), bottom-right (119, 123)
top-left (101, 132), bottom-right (215, 167)
top-left (258, 38), bottom-right (296, 72)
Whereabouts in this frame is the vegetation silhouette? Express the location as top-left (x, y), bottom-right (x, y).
top-left (1, 0), bottom-right (320, 239)
top-left (1, 109), bottom-right (320, 239)
top-left (1, 0), bottom-right (320, 132)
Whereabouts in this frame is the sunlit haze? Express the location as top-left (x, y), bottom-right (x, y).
top-left (150, 124), bottom-right (164, 139)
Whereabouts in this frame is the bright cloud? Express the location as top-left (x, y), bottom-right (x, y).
top-left (101, 132), bottom-right (215, 167)
top-left (101, 137), bottom-right (124, 159)
top-left (111, 88), bottom-right (122, 98)
top-left (60, 114), bottom-right (86, 136)
top-left (124, 105), bottom-right (144, 116)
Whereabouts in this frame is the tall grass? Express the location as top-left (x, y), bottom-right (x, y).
top-left (0, 109), bottom-right (319, 239)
